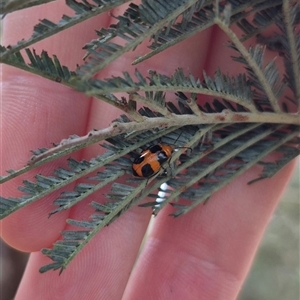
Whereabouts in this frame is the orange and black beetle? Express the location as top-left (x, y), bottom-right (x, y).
top-left (132, 144), bottom-right (173, 178)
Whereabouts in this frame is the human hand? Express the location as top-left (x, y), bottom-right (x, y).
top-left (1, 2), bottom-right (296, 299)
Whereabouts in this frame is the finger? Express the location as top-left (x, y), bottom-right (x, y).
top-left (1, 1), bottom-right (109, 250)
top-left (123, 27), bottom-right (297, 299)
top-left (123, 161), bottom-right (296, 300)
top-left (15, 205), bottom-right (151, 300)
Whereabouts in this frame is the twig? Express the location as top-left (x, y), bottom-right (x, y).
top-left (27, 111), bottom-right (300, 165)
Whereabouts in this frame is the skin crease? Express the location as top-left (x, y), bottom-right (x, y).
top-left (0, 1), bottom-right (297, 299)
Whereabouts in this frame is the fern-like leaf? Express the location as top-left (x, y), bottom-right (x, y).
top-left (77, 0), bottom-right (202, 79)
top-left (0, 0), bottom-right (131, 59)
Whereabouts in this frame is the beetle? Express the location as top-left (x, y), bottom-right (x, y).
top-left (132, 144), bottom-right (174, 178)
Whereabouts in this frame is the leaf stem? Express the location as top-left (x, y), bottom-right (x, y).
top-left (59, 179), bottom-right (149, 271)
top-left (214, 9), bottom-right (282, 113)
top-left (154, 123), bottom-right (262, 213)
top-left (282, 0), bottom-right (300, 102)
top-left (180, 126), bottom-right (300, 215)
top-left (158, 124), bottom-right (283, 213)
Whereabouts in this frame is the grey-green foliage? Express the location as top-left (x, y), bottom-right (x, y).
top-left (0, 0), bottom-right (299, 273)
